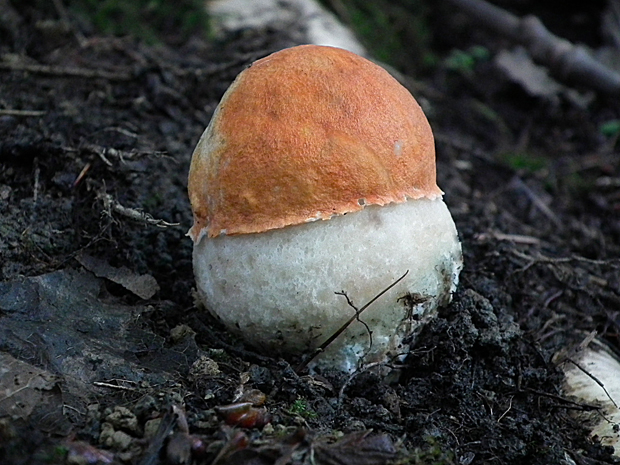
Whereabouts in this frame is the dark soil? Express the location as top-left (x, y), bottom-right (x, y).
top-left (1, 2), bottom-right (620, 465)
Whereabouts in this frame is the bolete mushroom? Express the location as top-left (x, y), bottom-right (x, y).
top-left (188, 45), bottom-right (462, 372)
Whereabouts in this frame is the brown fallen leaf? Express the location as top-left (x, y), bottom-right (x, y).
top-left (77, 253), bottom-right (159, 299)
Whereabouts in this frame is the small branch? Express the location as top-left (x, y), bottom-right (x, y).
top-left (295, 270), bottom-right (409, 373)
top-left (509, 176), bottom-right (561, 229)
top-left (334, 290), bottom-right (374, 350)
top-left (72, 163), bottom-right (91, 187)
top-left (496, 395), bottom-right (513, 423)
top-left (512, 250), bottom-right (620, 269)
top-left (66, 142), bottom-right (170, 165)
top-left (475, 230), bottom-right (541, 245)
top-left (567, 358), bottom-right (619, 409)
top-left (32, 158), bottom-right (40, 205)
top-left (93, 381), bottom-right (138, 392)
top-left (0, 108), bottom-right (46, 117)
top-left (98, 190), bottom-right (179, 228)
top-left (443, 0), bottom-right (620, 94)
top-left (552, 330), bottom-right (597, 366)
top-left (524, 387), bottom-right (601, 411)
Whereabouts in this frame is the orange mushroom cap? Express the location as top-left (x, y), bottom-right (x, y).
top-left (188, 44), bottom-right (442, 240)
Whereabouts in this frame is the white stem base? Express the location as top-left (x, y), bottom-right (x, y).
top-left (193, 198), bottom-right (462, 372)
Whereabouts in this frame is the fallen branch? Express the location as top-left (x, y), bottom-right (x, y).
top-left (443, 0), bottom-right (620, 95)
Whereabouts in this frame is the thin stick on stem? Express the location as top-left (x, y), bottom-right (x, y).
top-left (295, 270), bottom-right (409, 373)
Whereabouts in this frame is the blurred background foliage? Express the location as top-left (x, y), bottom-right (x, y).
top-left (65, 0), bottom-right (210, 43)
top-left (318, 0), bottom-right (436, 76)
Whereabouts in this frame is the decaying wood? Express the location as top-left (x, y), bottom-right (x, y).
top-left (444, 0), bottom-right (620, 94)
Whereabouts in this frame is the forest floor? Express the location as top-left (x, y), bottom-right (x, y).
top-left (1, 2), bottom-right (620, 464)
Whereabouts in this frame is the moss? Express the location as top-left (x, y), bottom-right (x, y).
top-left (288, 397), bottom-right (318, 419)
top-left (444, 46), bottom-right (490, 75)
top-left (599, 119), bottom-right (620, 138)
top-left (499, 151), bottom-right (549, 174)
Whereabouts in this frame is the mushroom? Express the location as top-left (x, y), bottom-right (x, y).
top-left (561, 336), bottom-right (620, 457)
top-left (188, 45), bottom-right (462, 372)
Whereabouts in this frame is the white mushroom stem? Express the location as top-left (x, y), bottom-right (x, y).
top-left (193, 198), bottom-right (462, 373)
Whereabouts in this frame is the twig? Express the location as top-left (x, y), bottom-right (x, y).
top-left (0, 61), bottom-right (132, 81)
top-left (434, 131), bottom-right (496, 163)
top-left (72, 163), bottom-right (91, 187)
top-left (512, 250), bottom-right (620, 269)
top-left (496, 395), bottom-right (513, 423)
top-left (0, 108), bottom-right (46, 116)
top-left (443, 0), bottom-right (620, 94)
top-left (524, 387), bottom-right (601, 410)
top-left (95, 148), bottom-right (113, 166)
top-left (509, 176), bottom-right (561, 228)
top-left (104, 126), bottom-right (140, 139)
top-left (551, 332), bottom-right (620, 410)
top-left (97, 190), bottom-right (179, 228)
top-left (32, 158), bottom-right (40, 205)
top-left (66, 143), bottom-right (170, 165)
top-left (51, 0), bottom-right (87, 46)
top-left (475, 230), bottom-right (541, 245)
top-left (596, 176), bottom-right (620, 188)
top-left (334, 290), bottom-right (374, 355)
top-left (295, 270), bottom-right (409, 373)
top-left (567, 358), bottom-right (619, 409)
top-left (93, 381), bottom-right (138, 392)
top-left (337, 361), bottom-right (384, 409)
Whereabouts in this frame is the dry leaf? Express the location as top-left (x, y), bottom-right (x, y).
top-left (0, 353), bottom-right (59, 420)
top-left (77, 253), bottom-right (159, 299)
